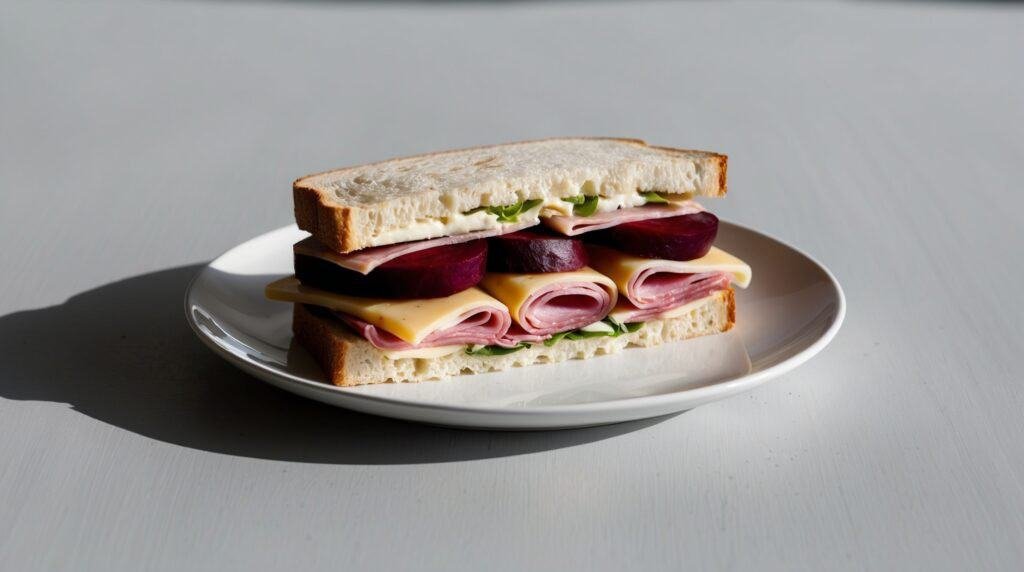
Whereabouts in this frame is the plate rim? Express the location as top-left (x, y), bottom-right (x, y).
top-left (185, 220), bottom-right (846, 418)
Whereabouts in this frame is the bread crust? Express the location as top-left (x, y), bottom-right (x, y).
top-left (724, 287), bottom-right (736, 329)
top-left (293, 137), bottom-right (727, 253)
top-left (292, 288), bottom-right (736, 386)
top-left (293, 185), bottom-right (356, 253)
top-left (649, 144), bottom-right (728, 196)
top-left (292, 302), bottom-right (352, 386)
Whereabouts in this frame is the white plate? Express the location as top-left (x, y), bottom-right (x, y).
top-left (185, 222), bottom-right (844, 430)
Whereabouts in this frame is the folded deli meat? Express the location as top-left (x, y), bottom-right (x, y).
top-left (266, 190), bottom-right (751, 354)
top-left (266, 138), bottom-right (750, 384)
top-left (293, 220), bottom-right (538, 274)
top-left (541, 200), bottom-right (705, 236)
top-left (588, 245), bottom-right (752, 323)
top-left (480, 269), bottom-right (617, 336)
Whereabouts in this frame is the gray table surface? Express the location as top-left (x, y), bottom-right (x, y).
top-left (2, 0), bottom-right (1023, 570)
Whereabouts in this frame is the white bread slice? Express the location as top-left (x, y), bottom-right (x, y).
top-left (293, 289), bottom-right (735, 387)
top-left (294, 138), bottom-right (727, 253)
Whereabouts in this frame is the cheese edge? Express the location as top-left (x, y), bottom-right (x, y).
top-left (478, 267), bottom-right (618, 324)
top-left (266, 277), bottom-right (507, 344)
top-left (589, 245), bottom-right (752, 295)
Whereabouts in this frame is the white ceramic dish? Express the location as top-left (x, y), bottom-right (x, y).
top-left (185, 222), bottom-right (844, 430)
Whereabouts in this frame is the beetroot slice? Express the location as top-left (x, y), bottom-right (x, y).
top-left (589, 212), bottom-right (719, 261)
top-left (487, 229), bottom-right (589, 273)
top-left (296, 240), bottom-right (487, 299)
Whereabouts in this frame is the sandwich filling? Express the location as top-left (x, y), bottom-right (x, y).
top-left (265, 278), bottom-right (509, 346)
top-left (336, 307), bottom-right (511, 350)
top-left (587, 245), bottom-right (751, 323)
top-left (269, 195), bottom-right (751, 358)
top-left (542, 200), bottom-right (704, 236)
top-left (294, 220), bottom-right (537, 275)
top-left (479, 268), bottom-right (618, 336)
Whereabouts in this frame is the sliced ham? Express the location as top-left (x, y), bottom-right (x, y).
top-left (613, 271), bottom-right (732, 323)
top-left (502, 280), bottom-right (616, 339)
top-left (336, 306), bottom-right (512, 351)
top-left (295, 220), bottom-right (538, 275)
top-left (337, 309), bottom-right (551, 350)
top-left (499, 326), bottom-right (550, 346)
top-left (330, 274), bottom-right (615, 350)
top-left (542, 201), bottom-right (704, 236)
top-left (516, 281), bottom-right (616, 335)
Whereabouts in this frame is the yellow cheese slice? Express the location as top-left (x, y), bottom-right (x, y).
top-left (478, 267), bottom-right (618, 325)
top-left (588, 246), bottom-right (752, 298)
top-left (265, 276), bottom-right (508, 345)
top-left (606, 295), bottom-right (715, 324)
top-left (606, 303), bottom-right (637, 325)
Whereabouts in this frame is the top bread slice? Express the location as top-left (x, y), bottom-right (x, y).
top-left (294, 137), bottom-right (727, 253)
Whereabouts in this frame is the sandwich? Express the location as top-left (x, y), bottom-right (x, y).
top-left (266, 138), bottom-right (752, 386)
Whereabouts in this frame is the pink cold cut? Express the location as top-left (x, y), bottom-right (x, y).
top-left (295, 221), bottom-right (539, 275)
top-left (541, 201), bottom-right (705, 236)
top-left (508, 281), bottom-right (617, 336)
top-left (498, 326), bottom-right (550, 346)
top-left (614, 271), bottom-right (733, 323)
top-left (335, 306), bottom-right (512, 350)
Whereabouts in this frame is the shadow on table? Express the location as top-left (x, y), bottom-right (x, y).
top-left (0, 265), bottom-right (669, 464)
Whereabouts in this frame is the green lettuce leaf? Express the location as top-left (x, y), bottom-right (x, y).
top-left (574, 195), bottom-right (599, 216)
top-left (543, 319), bottom-right (644, 346)
top-left (640, 191), bottom-right (668, 204)
top-left (465, 342), bottom-right (531, 356)
top-left (466, 199), bottom-right (544, 223)
top-left (561, 195), bottom-right (600, 216)
top-left (542, 332), bottom-right (571, 347)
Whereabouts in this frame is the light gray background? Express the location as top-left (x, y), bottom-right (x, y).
top-left (2, 0), bottom-right (1022, 570)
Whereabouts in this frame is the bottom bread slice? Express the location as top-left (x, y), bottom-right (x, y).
top-left (293, 288), bottom-right (735, 386)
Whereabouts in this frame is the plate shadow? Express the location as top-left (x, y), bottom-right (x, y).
top-left (0, 265), bottom-right (672, 464)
